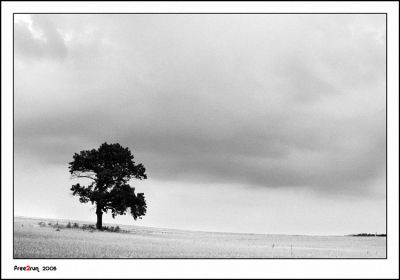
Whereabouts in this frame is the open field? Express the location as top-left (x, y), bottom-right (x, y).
top-left (14, 217), bottom-right (386, 258)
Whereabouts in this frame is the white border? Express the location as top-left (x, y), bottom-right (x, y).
top-left (2, 1), bottom-right (399, 279)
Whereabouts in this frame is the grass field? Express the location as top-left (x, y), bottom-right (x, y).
top-left (14, 217), bottom-right (386, 258)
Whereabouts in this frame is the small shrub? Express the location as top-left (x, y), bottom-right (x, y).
top-left (52, 222), bottom-right (65, 229)
top-left (38, 222), bottom-right (46, 227)
top-left (101, 226), bottom-right (108, 231)
top-left (99, 225), bottom-right (121, 232)
top-left (48, 222), bottom-right (52, 226)
top-left (78, 224), bottom-right (124, 232)
top-left (82, 224), bottom-right (96, 230)
top-left (66, 222), bottom-right (72, 228)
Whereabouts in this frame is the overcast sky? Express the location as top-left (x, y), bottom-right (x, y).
top-left (14, 14), bottom-right (386, 235)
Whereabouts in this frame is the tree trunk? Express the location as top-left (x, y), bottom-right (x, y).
top-left (96, 205), bottom-right (103, 230)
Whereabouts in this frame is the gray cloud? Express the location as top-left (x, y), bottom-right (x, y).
top-left (14, 14), bottom-right (386, 195)
top-left (15, 15), bottom-right (67, 60)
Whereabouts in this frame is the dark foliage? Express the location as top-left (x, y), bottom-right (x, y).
top-left (69, 142), bottom-right (147, 229)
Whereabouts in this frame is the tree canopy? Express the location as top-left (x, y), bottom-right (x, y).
top-left (69, 142), bottom-right (147, 229)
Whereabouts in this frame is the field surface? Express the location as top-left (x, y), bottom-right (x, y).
top-left (14, 217), bottom-right (386, 258)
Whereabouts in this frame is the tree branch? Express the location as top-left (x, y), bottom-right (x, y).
top-left (71, 171), bottom-right (96, 181)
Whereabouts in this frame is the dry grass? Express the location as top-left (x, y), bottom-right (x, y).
top-left (14, 217), bottom-right (386, 258)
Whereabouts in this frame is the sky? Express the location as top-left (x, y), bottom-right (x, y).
top-left (14, 14), bottom-right (386, 235)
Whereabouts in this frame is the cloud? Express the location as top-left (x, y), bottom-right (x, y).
top-left (15, 15), bottom-right (67, 60)
top-left (14, 14), bottom-right (386, 195)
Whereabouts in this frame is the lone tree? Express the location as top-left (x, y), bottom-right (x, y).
top-left (69, 142), bottom-right (147, 229)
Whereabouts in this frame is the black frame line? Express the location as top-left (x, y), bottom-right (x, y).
top-left (12, 12), bottom-right (388, 260)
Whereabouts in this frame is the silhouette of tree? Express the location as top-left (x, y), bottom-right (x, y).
top-left (69, 142), bottom-right (147, 229)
